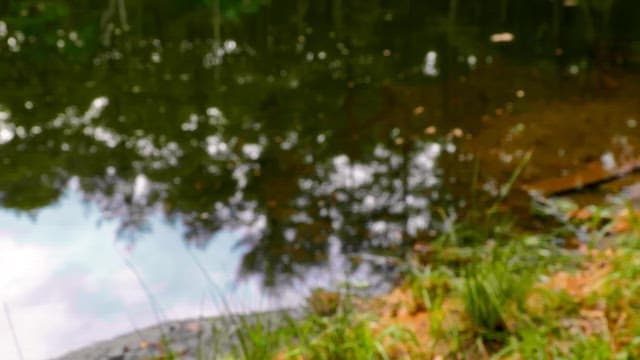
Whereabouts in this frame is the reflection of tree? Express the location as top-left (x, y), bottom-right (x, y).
top-left (1, 0), bottom-right (640, 287)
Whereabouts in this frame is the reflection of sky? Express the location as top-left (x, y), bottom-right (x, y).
top-left (0, 191), bottom-right (301, 360)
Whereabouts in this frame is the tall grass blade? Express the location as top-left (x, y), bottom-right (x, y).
top-left (4, 302), bottom-right (24, 360)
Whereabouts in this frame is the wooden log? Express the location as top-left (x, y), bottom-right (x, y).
top-left (522, 157), bottom-right (640, 196)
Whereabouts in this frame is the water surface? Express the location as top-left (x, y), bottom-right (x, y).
top-left (2, 1), bottom-right (640, 357)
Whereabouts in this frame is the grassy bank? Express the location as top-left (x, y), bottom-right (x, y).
top-left (147, 192), bottom-right (640, 359)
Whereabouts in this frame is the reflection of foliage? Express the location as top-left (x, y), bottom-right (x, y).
top-left (1, 0), bottom-right (640, 287)
top-left (220, 0), bottom-right (266, 19)
top-left (9, 1), bottom-right (70, 26)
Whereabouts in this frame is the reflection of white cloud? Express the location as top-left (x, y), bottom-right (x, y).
top-left (3, 302), bottom-right (139, 360)
top-left (0, 192), bottom-right (304, 359)
top-left (0, 235), bottom-right (59, 302)
top-left (0, 235), bottom-right (76, 359)
top-left (107, 268), bottom-right (147, 307)
top-left (0, 303), bottom-right (71, 360)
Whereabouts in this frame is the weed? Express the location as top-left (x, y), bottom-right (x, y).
top-left (461, 258), bottom-right (532, 338)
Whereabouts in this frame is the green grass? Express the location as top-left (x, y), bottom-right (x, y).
top-left (461, 259), bottom-right (530, 337)
top-left (138, 191), bottom-right (640, 359)
top-left (284, 311), bottom-right (413, 360)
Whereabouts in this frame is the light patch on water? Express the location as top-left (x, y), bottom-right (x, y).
top-left (627, 118), bottom-right (637, 128)
top-left (207, 106), bottom-right (222, 117)
top-left (132, 174), bottom-right (150, 203)
top-left (133, 137), bottom-right (182, 166)
top-left (91, 126), bottom-right (121, 148)
top-left (205, 107), bottom-right (225, 126)
top-left (483, 180), bottom-right (499, 196)
top-left (601, 152), bottom-right (616, 171)
top-left (0, 107), bottom-right (12, 144)
top-left (223, 39), bottom-right (237, 52)
top-left (407, 212), bottom-right (430, 236)
top-left (0, 21), bottom-right (7, 38)
top-left (7, 36), bottom-right (19, 52)
top-left (0, 122), bottom-right (14, 145)
top-left (151, 51), bottom-right (161, 63)
top-left (202, 51), bottom-right (223, 68)
top-left (370, 221), bottom-right (387, 234)
top-left (305, 52), bottom-right (314, 61)
top-left (135, 137), bottom-right (155, 157)
top-left (83, 96), bottom-right (109, 123)
top-left (298, 178), bottom-right (313, 191)
top-left (242, 143), bottom-right (262, 160)
top-left (280, 131), bottom-right (298, 150)
top-left (569, 64), bottom-right (580, 75)
top-left (330, 155), bottom-right (374, 188)
top-left (233, 164), bottom-right (250, 188)
top-left (499, 152), bottom-right (513, 164)
top-left (312, 141), bottom-right (442, 247)
top-left (409, 143), bottom-right (441, 188)
top-left (423, 50), bottom-right (438, 76)
top-left (14, 31), bottom-right (24, 43)
top-left (467, 54), bottom-right (477, 68)
top-left (0, 109), bottom-right (9, 122)
top-left (406, 195), bottom-right (428, 209)
top-left (362, 194), bottom-right (376, 211)
top-left (284, 228), bottom-right (296, 242)
top-left (205, 135), bottom-right (229, 157)
top-left (445, 142), bottom-right (456, 153)
top-left (490, 32), bottom-right (514, 43)
top-left (181, 114), bottom-right (199, 132)
top-left (374, 144), bottom-right (391, 158)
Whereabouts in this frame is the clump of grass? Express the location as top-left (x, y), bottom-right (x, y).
top-left (403, 261), bottom-right (452, 313)
top-left (307, 288), bottom-right (341, 317)
top-left (282, 285), bottom-right (417, 360)
top-left (225, 311), bottom-right (299, 360)
top-left (286, 310), bottom-right (415, 359)
top-left (461, 258), bottom-right (532, 338)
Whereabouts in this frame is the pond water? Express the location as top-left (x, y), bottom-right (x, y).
top-left (2, 0), bottom-right (640, 358)
top-left (0, 189), bottom-right (304, 359)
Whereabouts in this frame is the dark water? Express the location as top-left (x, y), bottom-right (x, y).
top-left (2, 0), bottom-right (640, 287)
